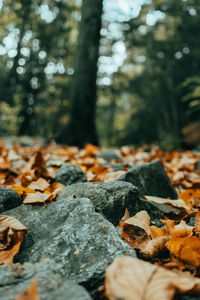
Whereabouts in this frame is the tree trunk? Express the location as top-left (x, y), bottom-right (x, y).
top-left (57, 0), bottom-right (103, 147)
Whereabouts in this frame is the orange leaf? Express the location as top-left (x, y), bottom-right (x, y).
top-left (45, 182), bottom-right (66, 193)
top-left (166, 236), bottom-right (200, 267)
top-left (179, 189), bottom-right (200, 208)
top-left (0, 215), bottom-right (27, 264)
top-left (10, 186), bottom-right (36, 195)
top-left (194, 212), bottom-right (200, 237)
top-left (0, 160), bottom-right (11, 170)
top-left (150, 226), bottom-right (166, 238)
top-left (15, 280), bottom-right (39, 300)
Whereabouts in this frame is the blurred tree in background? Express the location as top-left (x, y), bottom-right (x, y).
top-left (0, 0), bottom-right (200, 149)
top-left (109, 0), bottom-right (200, 149)
top-left (57, 0), bottom-right (103, 147)
top-left (0, 0), bottom-right (78, 137)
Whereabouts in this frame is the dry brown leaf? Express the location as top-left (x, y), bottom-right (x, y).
top-left (120, 208), bottom-right (131, 223)
top-left (194, 212), bottom-right (200, 237)
top-left (23, 192), bottom-right (55, 204)
top-left (88, 165), bottom-right (110, 181)
top-left (15, 279), bottom-right (39, 300)
top-left (139, 236), bottom-right (170, 258)
top-left (86, 171), bottom-right (96, 181)
top-left (31, 151), bottom-right (45, 170)
top-left (0, 239), bottom-right (23, 264)
top-left (167, 255), bottom-right (186, 271)
top-left (103, 170), bottom-right (125, 182)
top-left (45, 182), bottom-right (66, 193)
top-left (84, 143), bottom-right (99, 156)
top-left (0, 159), bottom-right (11, 170)
top-left (0, 226), bottom-right (9, 243)
top-left (170, 220), bottom-right (193, 238)
top-left (0, 215), bottom-right (27, 231)
top-left (124, 210), bottom-right (151, 235)
top-left (0, 215), bottom-right (27, 264)
top-left (105, 256), bottom-right (200, 300)
top-left (144, 196), bottom-right (190, 210)
top-left (28, 177), bottom-right (49, 191)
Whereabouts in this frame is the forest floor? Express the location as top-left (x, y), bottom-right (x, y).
top-left (0, 137), bottom-right (200, 300)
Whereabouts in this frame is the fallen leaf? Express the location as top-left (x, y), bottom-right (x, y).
top-left (179, 189), bottom-right (200, 208)
top-left (15, 279), bottom-right (39, 300)
top-left (0, 215), bottom-right (27, 264)
top-left (139, 236), bottom-right (170, 258)
top-left (105, 256), bottom-right (200, 300)
top-left (150, 226), bottom-right (166, 238)
top-left (124, 210), bottom-right (151, 235)
top-left (194, 212), bottom-right (200, 237)
top-left (166, 236), bottom-right (200, 267)
top-left (45, 182), bottom-right (66, 193)
top-left (144, 196), bottom-right (190, 211)
top-left (103, 170), bottom-right (125, 182)
top-left (23, 192), bottom-right (55, 204)
top-left (10, 186), bottom-right (36, 195)
top-left (170, 220), bottom-right (193, 238)
top-left (28, 177), bottom-right (49, 191)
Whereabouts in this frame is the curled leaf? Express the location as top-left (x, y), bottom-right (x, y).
top-left (0, 215), bottom-right (27, 264)
top-left (139, 236), bottom-right (170, 258)
top-left (125, 210), bottom-right (151, 235)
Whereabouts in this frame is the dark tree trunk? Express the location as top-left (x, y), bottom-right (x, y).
top-left (57, 0), bottom-right (103, 147)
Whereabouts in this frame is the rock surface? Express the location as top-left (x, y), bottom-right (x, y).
top-left (57, 181), bottom-right (140, 226)
top-left (4, 197), bottom-right (136, 294)
top-left (97, 149), bottom-right (122, 161)
top-left (55, 163), bottom-right (87, 185)
top-left (0, 258), bottom-right (91, 300)
top-left (100, 162), bottom-right (133, 171)
top-left (0, 186), bottom-right (22, 213)
top-left (118, 160), bottom-right (177, 199)
top-left (196, 160), bottom-right (200, 170)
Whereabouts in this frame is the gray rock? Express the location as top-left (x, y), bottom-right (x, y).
top-left (100, 162), bottom-right (133, 171)
top-left (0, 258), bottom-right (91, 300)
top-left (118, 160), bottom-right (177, 199)
top-left (57, 181), bottom-right (140, 226)
top-left (55, 164), bottom-right (87, 185)
top-left (46, 156), bottom-right (64, 167)
top-left (176, 295), bottom-right (200, 300)
top-left (0, 186), bottom-right (22, 213)
top-left (4, 197), bottom-right (136, 294)
top-left (196, 160), bottom-right (200, 170)
top-left (97, 149), bottom-right (122, 161)
top-left (2, 136), bottom-right (47, 148)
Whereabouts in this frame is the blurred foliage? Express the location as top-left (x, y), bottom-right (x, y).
top-left (105, 0), bottom-right (200, 149)
top-left (0, 0), bottom-right (200, 148)
top-left (0, 0), bottom-right (79, 138)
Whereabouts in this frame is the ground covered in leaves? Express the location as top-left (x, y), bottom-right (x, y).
top-left (0, 137), bottom-right (200, 299)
